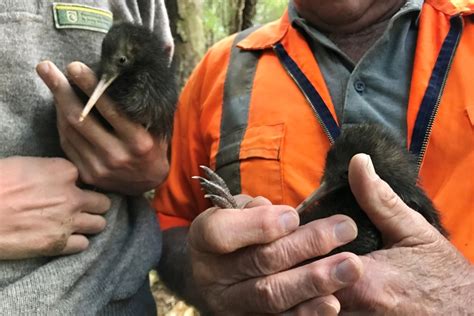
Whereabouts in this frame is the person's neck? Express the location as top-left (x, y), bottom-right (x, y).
top-left (295, 0), bottom-right (406, 34)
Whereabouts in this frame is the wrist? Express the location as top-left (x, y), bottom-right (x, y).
top-left (158, 227), bottom-right (212, 313)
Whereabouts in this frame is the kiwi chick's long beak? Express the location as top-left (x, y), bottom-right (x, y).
top-left (296, 181), bottom-right (330, 214)
top-left (296, 181), bottom-right (347, 214)
top-left (79, 74), bottom-right (118, 122)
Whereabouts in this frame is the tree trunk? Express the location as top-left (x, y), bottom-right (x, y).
top-left (242, 0), bottom-right (257, 30)
top-left (228, 0), bottom-right (257, 33)
top-left (228, 0), bottom-right (245, 34)
top-left (165, 0), bottom-right (258, 88)
top-left (165, 0), bottom-right (206, 88)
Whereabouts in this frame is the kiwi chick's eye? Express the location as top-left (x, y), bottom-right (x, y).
top-left (119, 56), bottom-right (128, 65)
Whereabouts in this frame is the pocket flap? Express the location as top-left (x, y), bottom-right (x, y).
top-left (213, 123), bottom-right (285, 168)
top-left (240, 123), bottom-right (285, 160)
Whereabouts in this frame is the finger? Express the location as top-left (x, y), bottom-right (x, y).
top-left (37, 61), bottom-right (85, 121)
top-left (73, 213), bottom-right (107, 234)
top-left (60, 138), bottom-right (90, 180)
top-left (232, 194), bottom-right (272, 208)
top-left (245, 215), bottom-right (357, 276)
top-left (348, 154), bottom-right (439, 245)
top-left (79, 191), bottom-right (111, 215)
top-left (243, 195), bottom-right (273, 208)
top-left (221, 253), bottom-right (362, 314)
top-left (60, 103), bottom-right (117, 155)
top-left (232, 194), bottom-right (257, 208)
top-left (67, 62), bottom-right (146, 141)
top-left (64, 104), bottom-right (125, 160)
top-left (37, 60), bottom-right (72, 97)
top-left (189, 205), bottom-right (300, 254)
top-left (288, 295), bottom-right (340, 316)
top-left (60, 137), bottom-right (93, 181)
top-left (65, 62), bottom-right (124, 140)
top-left (59, 235), bottom-right (90, 255)
top-left (59, 124), bottom-right (109, 185)
top-left (55, 94), bottom-right (122, 187)
top-left (37, 61), bottom-right (123, 154)
top-left (195, 215), bottom-right (358, 283)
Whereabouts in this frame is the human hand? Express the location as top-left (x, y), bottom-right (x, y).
top-left (36, 61), bottom-right (169, 195)
top-left (188, 195), bottom-right (364, 315)
top-left (336, 154), bottom-right (474, 315)
top-left (0, 156), bottom-right (110, 259)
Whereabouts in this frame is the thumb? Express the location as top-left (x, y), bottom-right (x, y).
top-left (232, 194), bottom-right (272, 209)
top-left (348, 153), bottom-right (438, 246)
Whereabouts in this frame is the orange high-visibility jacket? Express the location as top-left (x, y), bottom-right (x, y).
top-left (154, 0), bottom-right (474, 262)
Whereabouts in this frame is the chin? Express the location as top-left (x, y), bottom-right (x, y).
top-left (294, 0), bottom-right (374, 28)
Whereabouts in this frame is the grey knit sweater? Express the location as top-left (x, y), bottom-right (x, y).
top-left (0, 1), bottom-right (170, 314)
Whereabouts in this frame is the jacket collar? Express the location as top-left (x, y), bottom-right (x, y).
top-left (237, 9), bottom-right (291, 51)
top-left (428, 0), bottom-right (474, 15)
top-left (237, 0), bottom-right (473, 51)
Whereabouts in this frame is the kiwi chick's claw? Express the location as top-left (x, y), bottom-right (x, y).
top-left (80, 22), bottom-right (177, 139)
top-left (193, 166), bottom-right (238, 209)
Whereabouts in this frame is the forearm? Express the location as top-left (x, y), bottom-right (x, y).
top-left (158, 227), bottom-right (211, 313)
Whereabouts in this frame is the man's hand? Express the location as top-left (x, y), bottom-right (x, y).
top-left (36, 61), bottom-right (169, 195)
top-left (0, 156), bottom-right (110, 260)
top-left (188, 195), bottom-right (364, 315)
top-left (336, 154), bottom-right (474, 315)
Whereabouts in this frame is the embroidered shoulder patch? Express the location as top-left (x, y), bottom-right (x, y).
top-left (52, 2), bottom-right (113, 33)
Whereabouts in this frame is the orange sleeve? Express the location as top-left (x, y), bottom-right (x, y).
top-left (153, 37), bottom-right (235, 230)
top-left (153, 61), bottom-right (210, 230)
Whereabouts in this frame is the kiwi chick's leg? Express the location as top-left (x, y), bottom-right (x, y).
top-left (192, 165), bottom-right (238, 209)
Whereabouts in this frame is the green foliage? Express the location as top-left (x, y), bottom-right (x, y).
top-left (203, 1), bottom-right (228, 47)
top-left (203, 0), bottom-right (288, 47)
top-left (255, 0), bottom-right (288, 25)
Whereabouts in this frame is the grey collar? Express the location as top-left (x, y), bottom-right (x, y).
top-left (288, 0), bottom-right (424, 27)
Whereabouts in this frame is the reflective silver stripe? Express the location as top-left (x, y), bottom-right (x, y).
top-left (215, 27), bottom-right (261, 195)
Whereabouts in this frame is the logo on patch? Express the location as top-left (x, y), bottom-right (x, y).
top-left (66, 10), bottom-right (78, 23)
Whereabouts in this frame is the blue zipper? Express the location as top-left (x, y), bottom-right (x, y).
top-left (409, 15), bottom-right (463, 168)
top-left (273, 15), bottom-right (462, 169)
top-left (273, 43), bottom-right (340, 143)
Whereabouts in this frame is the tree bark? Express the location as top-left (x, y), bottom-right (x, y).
top-left (228, 0), bottom-right (257, 33)
top-left (242, 0), bottom-right (257, 30)
top-left (228, 0), bottom-right (245, 34)
top-left (165, 0), bottom-right (206, 88)
top-left (165, 0), bottom-right (258, 88)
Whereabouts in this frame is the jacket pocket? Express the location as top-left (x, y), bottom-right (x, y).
top-left (211, 123), bottom-right (285, 204)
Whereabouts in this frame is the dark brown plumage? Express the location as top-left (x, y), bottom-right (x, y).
top-left (299, 124), bottom-right (447, 255)
top-left (80, 22), bottom-right (177, 139)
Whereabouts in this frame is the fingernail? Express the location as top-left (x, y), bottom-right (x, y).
top-left (280, 211), bottom-right (299, 232)
top-left (37, 61), bottom-right (49, 76)
top-left (316, 302), bottom-right (339, 316)
top-left (68, 62), bottom-right (83, 78)
top-left (334, 220), bottom-right (357, 243)
top-left (334, 258), bottom-right (361, 284)
top-left (365, 154), bottom-right (378, 180)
